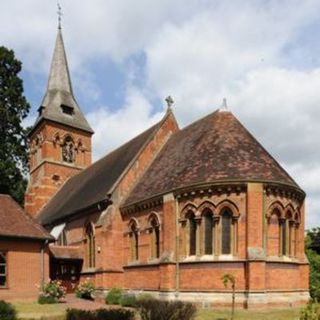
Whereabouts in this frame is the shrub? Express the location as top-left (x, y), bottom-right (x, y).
top-left (119, 292), bottom-right (137, 307)
top-left (66, 308), bottom-right (134, 320)
top-left (0, 300), bottom-right (17, 320)
top-left (38, 280), bottom-right (66, 304)
top-left (300, 301), bottom-right (320, 320)
top-left (38, 295), bottom-right (57, 304)
top-left (137, 298), bottom-right (197, 320)
top-left (66, 309), bottom-right (95, 320)
top-left (137, 293), bottom-right (155, 301)
top-left (105, 288), bottom-right (124, 305)
top-left (95, 308), bottom-right (135, 320)
top-left (75, 280), bottom-right (95, 300)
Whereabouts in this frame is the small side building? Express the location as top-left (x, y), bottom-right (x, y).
top-left (0, 194), bottom-right (53, 300)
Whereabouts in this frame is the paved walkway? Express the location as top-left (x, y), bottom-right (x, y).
top-left (62, 294), bottom-right (107, 310)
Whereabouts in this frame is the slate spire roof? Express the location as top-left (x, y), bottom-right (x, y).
top-left (124, 109), bottom-right (301, 206)
top-left (30, 28), bottom-right (93, 135)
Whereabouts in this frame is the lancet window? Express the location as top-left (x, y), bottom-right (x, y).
top-left (149, 215), bottom-right (160, 259)
top-left (85, 223), bottom-right (95, 268)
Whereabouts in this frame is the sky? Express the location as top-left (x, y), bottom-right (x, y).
top-left (0, 0), bottom-right (319, 228)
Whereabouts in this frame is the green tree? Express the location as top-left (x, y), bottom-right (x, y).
top-left (306, 228), bottom-right (320, 301)
top-left (222, 273), bottom-right (236, 320)
top-left (0, 46), bottom-right (30, 204)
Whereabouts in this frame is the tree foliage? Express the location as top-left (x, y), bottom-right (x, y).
top-left (306, 228), bottom-right (320, 301)
top-left (0, 46), bottom-right (30, 204)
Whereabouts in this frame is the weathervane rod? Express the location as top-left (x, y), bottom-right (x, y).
top-left (57, 2), bottom-right (63, 30)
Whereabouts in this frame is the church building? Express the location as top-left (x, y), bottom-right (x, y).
top-left (24, 27), bottom-right (309, 308)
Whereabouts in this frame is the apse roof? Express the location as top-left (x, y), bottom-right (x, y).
top-left (124, 109), bottom-right (300, 206)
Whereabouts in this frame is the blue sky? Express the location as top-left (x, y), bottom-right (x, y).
top-left (1, 0), bottom-right (320, 228)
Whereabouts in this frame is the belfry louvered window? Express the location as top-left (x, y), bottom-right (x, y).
top-left (204, 212), bottom-right (213, 254)
top-left (221, 210), bottom-right (232, 254)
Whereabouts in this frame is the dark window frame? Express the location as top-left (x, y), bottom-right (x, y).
top-left (0, 252), bottom-right (7, 288)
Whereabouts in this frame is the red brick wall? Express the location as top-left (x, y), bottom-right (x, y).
top-left (119, 112), bottom-right (179, 199)
top-left (0, 239), bottom-right (49, 300)
top-left (25, 120), bottom-right (92, 218)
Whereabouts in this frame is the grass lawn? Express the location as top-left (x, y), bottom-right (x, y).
top-left (13, 302), bottom-right (65, 320)
top-left (12, 301), bottom-right (302, 320)
top-left (196, 307), bottom-right (301, 320)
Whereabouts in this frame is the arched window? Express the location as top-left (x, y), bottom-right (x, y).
top-left (280, 219), bottom-right (287, 256)
top-left (188, 212), bottom-right (197, 256)
top-left (62, 136), bottom-right (75, 163)
top-left (203, 211), bottom-right (214, 255)
top-left (85, 223), bottom-right (95, 268)
top-left (221, 209), bottom-right (232, 254)
top-left (130, 221), bottom-right (139, 261)
top-left (150, 216), bottom-right (160, 259)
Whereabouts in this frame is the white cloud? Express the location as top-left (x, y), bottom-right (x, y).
top-left (86, 86), bottom-right (163, 161)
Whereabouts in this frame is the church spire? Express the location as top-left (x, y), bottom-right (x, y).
top-left (30, 27), bottom-right (94, 135)
top-left (46, 28), bottom-right (73, 95)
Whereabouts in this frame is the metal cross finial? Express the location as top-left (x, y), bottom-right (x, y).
top-left (165, 96), bottom-right (174, 110)
top-left (57, 2), bottom-right (63, 29)
top-left (221, 97), bottom-right (228, 111)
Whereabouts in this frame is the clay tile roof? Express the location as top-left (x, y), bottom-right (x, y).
top-left (124, 110), bottom-right (300, 206)
top-left (37, 120), bottom-right (162, 225)
top-left (49, 245), bottom-right (82, 260)
top-left (0, 194), bottom-right (53, 241)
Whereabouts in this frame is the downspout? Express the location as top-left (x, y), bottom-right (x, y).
top-left (175, 196), bottom-right (180, 298)
top-left (41, 239), bottom-right (49, 283)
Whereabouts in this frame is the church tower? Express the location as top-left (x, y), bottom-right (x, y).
top-left (25, 27), bottom-right (94, 218)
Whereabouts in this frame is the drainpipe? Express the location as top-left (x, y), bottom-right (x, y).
top-left (41, 239), bottom-right (49, 283)
top-left (175, 196), bottom-right (180, 298)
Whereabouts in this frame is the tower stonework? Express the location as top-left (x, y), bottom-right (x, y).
top-left (25, 29), bottom-right (94, 218)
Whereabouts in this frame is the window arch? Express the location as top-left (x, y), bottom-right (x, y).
top-left (221, 209), bottom-right (232, 254)
top-left (203, 210), bottom-right (214, 255)
top-left (85, 223), bottom-right (95, 268)
top-left (62, 136), bottom-right (75, 163)
top-left (149, 215), bottom-right (160, 259)
top-left (129, 220), bottom-right (139, 261)
top-left (187, 211), bottom-right (197, 256)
